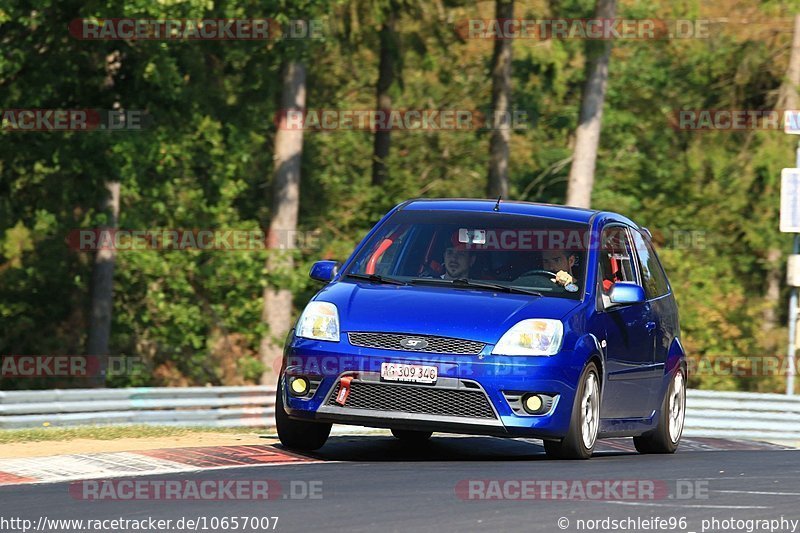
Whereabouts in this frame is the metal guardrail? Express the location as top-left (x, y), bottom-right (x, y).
top-left (684, 389), bottom-right (800, 441)
top-left (0, 386), bottom-right (276, 429)
top-left (1, 387), bottom-right (799, 441)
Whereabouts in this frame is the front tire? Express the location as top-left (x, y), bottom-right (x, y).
top-left (634, 367), bottom-right (686, 454)
top-left (544, 362), bottom-right (600, 460)
top-left (275, 380), bottom-right (332, 451)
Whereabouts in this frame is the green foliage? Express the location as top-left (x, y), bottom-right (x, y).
top-left (1, 0), bottom-right (798, 391)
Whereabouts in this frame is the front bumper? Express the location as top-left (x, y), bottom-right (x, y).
top-left (281, 333), bottom-right (586, 439)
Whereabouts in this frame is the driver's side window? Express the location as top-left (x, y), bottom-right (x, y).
top-left (598, 226), bottom-right (637, 295)
top-left (353, 225), bottom-right (411, 276)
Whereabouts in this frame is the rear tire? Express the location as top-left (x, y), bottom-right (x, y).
top-left (391, 429), bottom-right (432, 442)
top-left (634, 368), bottom-right (685, 454)
top-left (544, 362), bottom-right (600, 460)
top-left (275, 380), bottom-right (332, 451)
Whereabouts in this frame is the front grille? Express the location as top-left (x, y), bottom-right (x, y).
top-left (327, 381), bottom-right (496, 419)
top-left (347, 332), bottom-right (485, 355)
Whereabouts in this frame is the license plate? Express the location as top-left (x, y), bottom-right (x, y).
top-left (380, 362), bottom-right (438, 384)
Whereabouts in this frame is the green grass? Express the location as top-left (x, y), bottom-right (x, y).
top-left (0, 425), bottom-right (268, 444)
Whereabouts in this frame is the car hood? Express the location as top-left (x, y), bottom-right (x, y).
top-left (312, 280), bottom-right (582, 344)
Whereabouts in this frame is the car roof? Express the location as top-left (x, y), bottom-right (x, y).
top-left (400, 198), bottom-right (602, 224)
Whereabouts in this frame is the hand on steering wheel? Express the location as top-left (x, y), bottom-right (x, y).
top-left (518, 269), bottom-right (558, 278)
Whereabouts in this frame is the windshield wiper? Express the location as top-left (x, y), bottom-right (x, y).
top-left (410, 277), bottom-right (543, 297)
top-left (345, 273), bottom-right (408, 286)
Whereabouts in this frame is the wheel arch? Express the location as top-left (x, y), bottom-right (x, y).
top-left (575, 333), bottom-right (605, 390)
top-left (666, 336), bottom-right (687, 377)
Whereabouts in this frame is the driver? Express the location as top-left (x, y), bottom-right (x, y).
top-left (541, 249), bottom-right (576, 276)
top-left (442, 246), bottom-right (475, 280)
top-left (541, 249), bottom-right (578, 289)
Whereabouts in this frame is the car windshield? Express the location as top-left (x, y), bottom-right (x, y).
top-left (344, 209), bottom-right (589, 299)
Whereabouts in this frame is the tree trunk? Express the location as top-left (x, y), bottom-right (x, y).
top-left (260, 62), bottom-right (306, 385)
top-left (87, 180), bottom-right (120, 386)
top-left (371, 8), bottom-right (397, 186)
top-left (777, 15), bottom-right (800, 111)
top-left (565, 0), bottom-right (617, 208)
top-left (767, 15), bottom-right (800, 329)
top-left (487, 0), bottom-right (514, 199)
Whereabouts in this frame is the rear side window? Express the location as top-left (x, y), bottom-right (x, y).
top-left (631, 230), bottom-right (670, 299)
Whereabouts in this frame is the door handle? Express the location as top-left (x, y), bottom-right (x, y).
top-left (645, 321), bottom-right (656, 331)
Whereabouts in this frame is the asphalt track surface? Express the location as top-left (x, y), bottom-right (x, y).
top-left (2, 435), bottom-right (800, 533)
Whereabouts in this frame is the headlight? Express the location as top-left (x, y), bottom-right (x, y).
top-left (492, 319), bottom-right (563, 356)
top-left (296, 301), bottom-right (340, 342)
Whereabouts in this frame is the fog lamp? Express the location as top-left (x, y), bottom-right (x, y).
top-left (523, 394), bottom-right (544, 414)
top-left (289, 376), bottom-right (310, 396)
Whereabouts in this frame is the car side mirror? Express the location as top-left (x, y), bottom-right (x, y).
top-left (608, 282), bottom-right (646, 306)
top-left (309, 260), bottom-right (340, 283)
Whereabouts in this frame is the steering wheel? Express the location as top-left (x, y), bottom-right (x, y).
top-left (517, 269), bottom-right (558, 279)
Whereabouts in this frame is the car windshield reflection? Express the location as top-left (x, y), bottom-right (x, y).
top-left (344, 210), bottom-right (588, 299)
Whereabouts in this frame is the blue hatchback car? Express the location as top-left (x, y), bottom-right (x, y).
top-left (276, 199), bottom-right (686, 459)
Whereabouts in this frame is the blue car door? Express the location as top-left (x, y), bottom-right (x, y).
top-left (595, 225), bottom-right (660, 419)
top-left (631, 229), bottom-right (677, 392)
